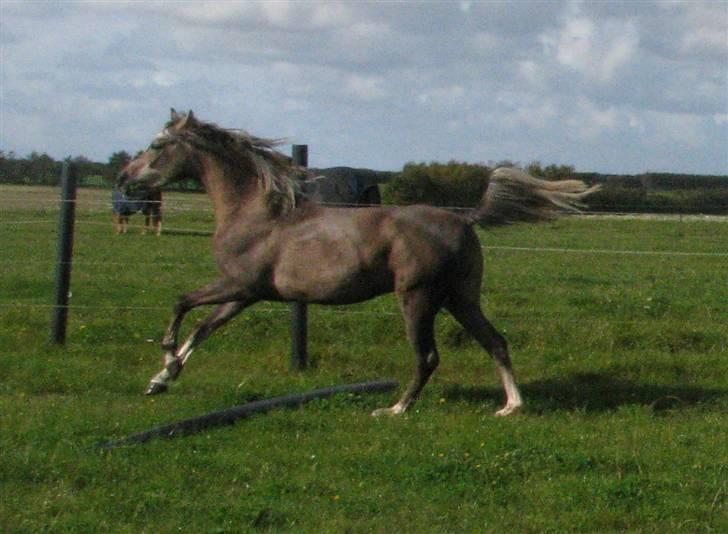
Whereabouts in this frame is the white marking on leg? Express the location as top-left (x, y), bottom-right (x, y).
top-left (150, 366), bottom-right (173, 386)
top-left (149, 355), bottom-right (182, 388)
top-left (177, 339), bottom-right (195, 366)
top-left (371, 401), bottom-right (408, 417)
top-left (495, 367), bottom-right (523, 416)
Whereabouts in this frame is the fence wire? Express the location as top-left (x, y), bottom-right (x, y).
top-left (1, 302), bottom-right (725, 329)
top-left (2, 192), bottom-right (728, 215)
top-left (2, 193), bottom-right (726, 323)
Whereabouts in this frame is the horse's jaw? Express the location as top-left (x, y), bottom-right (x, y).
top-left (118, 169), bottom-right (165, 196)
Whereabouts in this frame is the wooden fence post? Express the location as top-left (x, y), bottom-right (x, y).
top-left (50, 160), bottom-right (77, 344)
top-left (291, 145), bottom-right (308, 369)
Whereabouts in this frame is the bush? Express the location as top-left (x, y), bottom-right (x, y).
top-left (588, 186), bottom-right (648, 213)
top-left (384, 161), bottom-right (491, 208)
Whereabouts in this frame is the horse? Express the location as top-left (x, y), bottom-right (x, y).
top-left (111, 186), bottom-right (163, 235)
top-left (118, 109), bottom-right (599, 416)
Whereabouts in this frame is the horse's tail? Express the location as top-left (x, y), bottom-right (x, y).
top-left (467, 167), bottom-right (601, 227)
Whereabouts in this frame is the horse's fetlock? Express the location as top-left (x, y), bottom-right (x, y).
top-left (166, 357), bottom-right (182, 377)
top-left (426, 351), bottom-right (440, 369)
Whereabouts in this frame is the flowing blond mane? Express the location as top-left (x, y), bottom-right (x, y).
top-left (173, 119), bottom-right (303, 212)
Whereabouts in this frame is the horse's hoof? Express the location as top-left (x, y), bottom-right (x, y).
top-left (495, 403), bottom-right (521, 416)
top-left (371, 404), bottom-right (405, 417)
top-left (145, 382), bottom-right (168, 395)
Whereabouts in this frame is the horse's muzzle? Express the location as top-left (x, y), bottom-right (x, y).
top-left (117, 171), bottom-right (142, 195)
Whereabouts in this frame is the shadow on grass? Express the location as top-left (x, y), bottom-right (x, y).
top-left (444, 372), bottom-right (727, 413)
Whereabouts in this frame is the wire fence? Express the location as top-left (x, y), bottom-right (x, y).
top-left (1, 301), bottom-right (725, 329)
top-left (1, 190), bottom-right (727, 325)
top-left (2, 189), bottom-right (728, 215)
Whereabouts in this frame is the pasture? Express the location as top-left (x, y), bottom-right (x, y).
top-left (1, 185), bottom-right (726, 532)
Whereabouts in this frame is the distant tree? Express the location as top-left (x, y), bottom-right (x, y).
top-left (108, 151), bottom-right (131, 168)
top-left (27, 152), bottom-right (59, 185)
top-left (490, 159), bottom-right (518, 169)
top-left (105, 151), bottom-right (132, 184)
top-left (526, 161), bottom-right (575, 180)
top-left (385, 161), bottom-right (491, 207)
top-left (0, 150), bottom-right (15, 184)
top-left (69, 155), bottom-right (107, 187)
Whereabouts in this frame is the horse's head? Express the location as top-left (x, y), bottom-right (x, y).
top-left (118, 109), bottom-right (202, 194)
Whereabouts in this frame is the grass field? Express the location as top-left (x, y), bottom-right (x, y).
top-left (1, 185), bottom-right (726, 532)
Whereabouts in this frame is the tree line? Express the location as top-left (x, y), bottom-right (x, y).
top-left (1, 150), bottom-right (726, 214)
top-left (0, 150), bottom-right (201, 191)
top-left (384, 161), bottom-right (728, 215)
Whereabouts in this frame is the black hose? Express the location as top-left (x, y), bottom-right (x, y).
top-left (96, 380), bottom-right (397, 449)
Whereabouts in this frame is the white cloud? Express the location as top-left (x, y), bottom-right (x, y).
top-left (168, 1), bottom-right (352, 31)
top-left (151, 71), bottom-right (178, 88)
top-left (470, 32), bottom-right (500, 56)
top-left (345, 75), bottom-right (387, 101)
top-left (642, 110), bottom-right (710, 150)
top-left (541, 8), bottom-right (640, 83)
top-left (417, 85), bottom-right (466, 107)
top-left (1, 1), bottom-right (725, 174)
top-left (174, 2), bottom-right (254, 25)
top-left (518, 60), bottom-right (547, 88)
top-left (569, 99), bottom-right (618, 139)
top-left (672, 2), bottom-right (728, 58)
top-left (493, 90), bottom-right (558, 131)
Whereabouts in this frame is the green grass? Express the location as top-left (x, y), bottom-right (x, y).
top-left (1, 186), bottom-right (726, 532)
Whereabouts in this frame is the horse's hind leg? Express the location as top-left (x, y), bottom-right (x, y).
top-left (373, 289), bottom-right (440, 416)
top-left (445, 301), bottom-right (522, 416)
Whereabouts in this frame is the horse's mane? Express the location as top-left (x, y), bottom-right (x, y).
top-left (174, 118), bottom-right (303, 214)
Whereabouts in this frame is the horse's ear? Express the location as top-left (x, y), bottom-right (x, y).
top-left (170, 108), bottom-right (180, 121)
top-left (178, 110), bottom-right (197, 129)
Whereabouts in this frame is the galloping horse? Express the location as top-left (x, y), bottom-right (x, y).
top-left (111, 186), bottom-right (163, 235)
top-left (118, 109), bottom-right (598, 416)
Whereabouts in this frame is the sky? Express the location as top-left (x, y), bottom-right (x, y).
top-left (1, 0), bottom-right (727, 174)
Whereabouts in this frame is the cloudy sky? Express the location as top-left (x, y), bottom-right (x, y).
top-left (1, 1), bottom-right (726, 174)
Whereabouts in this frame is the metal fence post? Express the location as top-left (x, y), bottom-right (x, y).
top-left (50, 160), bottom-right (77, 344)
top-left (291, 144), bottom-right (308, 369)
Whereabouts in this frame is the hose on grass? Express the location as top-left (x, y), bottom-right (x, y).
top-left (96, 380), bottom-right (398, 449)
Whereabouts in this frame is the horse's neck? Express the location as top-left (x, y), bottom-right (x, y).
top-left (200, 157), bottom-right (268, 232)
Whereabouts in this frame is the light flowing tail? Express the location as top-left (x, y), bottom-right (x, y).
top-left (469, 167), bottom-right (601, 227)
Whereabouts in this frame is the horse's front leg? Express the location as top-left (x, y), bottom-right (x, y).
top-left (145, 305), bottom-right (187, 394)
top-left (146, 279), bottom-right (249, 395)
